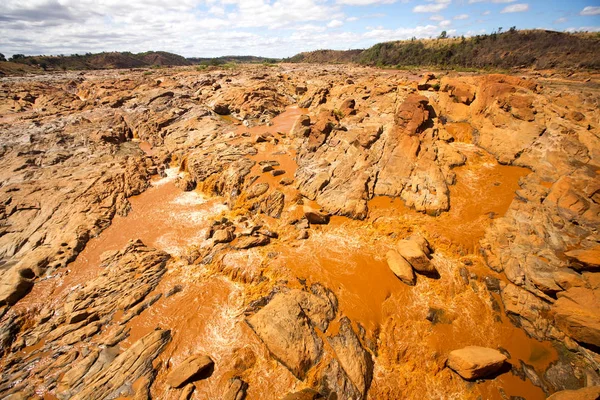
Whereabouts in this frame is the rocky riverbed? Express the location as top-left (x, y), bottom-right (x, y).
top-left (0, 64), bottom-right (599, 399)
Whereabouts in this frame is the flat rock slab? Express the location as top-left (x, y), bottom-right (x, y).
top-left (447, 346), bottom-right (507, 380)
top-left (564, 245), bottom-right (600, 270)
top-left (166, 354), bottom-right (214, 388)
top-left (246, 291), bottom-right (324, 380)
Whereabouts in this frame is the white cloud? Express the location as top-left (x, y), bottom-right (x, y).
top-left (482, 10), bottom-right (491, 15)
top-left (294, 24), bottom-right (327, 33)
top-left (363, 24), bottom-right (449, 41)
top-left (469, 0), bottom-right (516, 3)
top-left (413, 0), bottom-right (451, 13)
top-left (327, 19), bottom-right (344, 28)
top-left (565, 26), bottom-right (600, 32)
top-left (439, 20), bottom-right (451, 27)
top-left (554, 17), bottom-right (567, 24)
top-left (346, 16), bottom-right (359, 22)
top-left (336, 0), bottom-right (397, 4)
top-left (430, 14), bottom-right (445, 21)
top-left (580, 6), bottom-right (600, 16)
top-left (454, 14), bottom-right (469, 20)
top-left (501, 3), bottom-right (529, 13)
top-left (208, 6), bottom-right (225, 16)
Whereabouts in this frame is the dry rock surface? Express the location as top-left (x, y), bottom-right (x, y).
top-left (0, 64), bottom-right (599, 400)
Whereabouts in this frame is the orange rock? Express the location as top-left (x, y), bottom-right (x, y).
top-left (447, 346), bottom-right (507, 380)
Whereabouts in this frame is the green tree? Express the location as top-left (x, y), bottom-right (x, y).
top-left (438, 30), bottom-right (448, 39)
top-left (0, 53), bottom-right (6, 62)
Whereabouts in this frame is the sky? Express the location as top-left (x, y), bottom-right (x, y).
top-left (1, 0), bottom-right (599, 58)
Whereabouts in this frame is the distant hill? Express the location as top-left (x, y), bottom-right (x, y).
top-left (188, 55), bottom-right (279, 65)
top-left (0, 52), bottom-right (277, 74)
top-left (285, 49), bottom-right (363, 64)
top-left (3, 51), bottom-right (191, 72)
top-left (287, 30), bottom-right (600, 70)
top-left (0, 61), bottom-right (41, 76)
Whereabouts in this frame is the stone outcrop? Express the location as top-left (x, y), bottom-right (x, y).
top-left (246, 286), bottom-right (373, 399)
top-left (0, 240), bottom-right (170, 399)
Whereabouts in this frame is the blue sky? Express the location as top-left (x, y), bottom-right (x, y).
top-left (1, 0), bottom-right (599, 58)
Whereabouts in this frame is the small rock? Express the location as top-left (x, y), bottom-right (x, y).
top-left (280, 178), bottom-right (294, 186)
top-left (234, 235), bottom-right (270, 250)
top-left (426, 307), bottom-right (454, 325)
top-left (297, 230), bottom-right (309, 240)
top-left (213, 229), bottom-right (235, 244)
top-left (223, 377), bottom-right (248, 400)
top-left (213, 103), bottom-right (230, 115)
top-left (166, 354), bottom-right (214, 388)
top-left (459, 267), bottom-right (469, 285)
top-left (178, 384), bottom-right (195, 400)
top-left (484, 276), bottom-right (502, 293)
top-left (271, 169), bottom-right (285, 177)
top-left (303, 206), bottom-right (330, 224)
top-left (281, 388), bottom-right (324, 400)
top-left (295, 219), bottom-right (310, 230)
top-left (166, 285), bottom-right (183, 298)
top-left (447, 346), bottom-right (507, 380)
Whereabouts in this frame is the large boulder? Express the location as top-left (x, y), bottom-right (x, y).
top-left (395, 94), bottom-right (430, 136)
top-left (447, 346), bottom-right (507, 380)
top-left (552, 287), bottom-right (600, 348)
top-left (385, 250), bottom-right (415, 285)
top-left (246, 291), bottom-right (325, 379)
top-left (396, 236), bottom-right (434, 273)
top-left (327, 317), bottom-right (373, 396)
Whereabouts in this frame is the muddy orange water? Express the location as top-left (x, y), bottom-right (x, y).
top-left (368, 143), bottom-right (530, 253)
top-left (14, 106), bottom-right (557, 400)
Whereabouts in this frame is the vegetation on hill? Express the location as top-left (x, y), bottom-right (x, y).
top-left (359, 30), bottom-right (600, 69)
top-left (3, 51), bottom-right (191, 72)
top-left (287, 30), bottom-right (600, 70)
top-left (188, 55), bottom-right (279, 66)
top-left (285, 49), bottom-right (363, 64)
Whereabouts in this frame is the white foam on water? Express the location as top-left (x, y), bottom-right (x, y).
top-left (201, 279), bottom-right (246, 360)
top-left (184, 203), bottom-right (229, 224)
top-left (152, 167), bottom-right (180, 186)
top-left (170, 190), bottom-right (208, 206)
